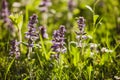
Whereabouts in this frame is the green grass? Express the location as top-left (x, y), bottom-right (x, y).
top-left (0, 0), bottom-right (120, 80)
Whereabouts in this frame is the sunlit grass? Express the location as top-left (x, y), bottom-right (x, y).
top-left (0, 0), bottom-right (120, 80)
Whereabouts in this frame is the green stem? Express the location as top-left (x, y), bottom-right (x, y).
top-left (42, 12), bottom-right (48, 27)
top-left (28, 47), bottom-right (32, 59)
top-left (18, 28), bottom-right (22, 49)
top-left (40, 34), bottom-right (47, 59)
top-left (16, 24), bottom-right (22, 52)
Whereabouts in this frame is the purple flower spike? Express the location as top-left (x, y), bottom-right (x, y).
top-left (1, 0), bottom-right (9, 22)
top-left (75, 17), bottom-right (88, 48)
top-left (1, 0), bottom-right (13, 30)
top-left (77, 17), bottom-right (86, 34)
top-left (39, 0), bottom-right (52, 12)
top-left (25, 14), bottom-right (39, 47)
top-left (51, 25), bottom-right (66, 53)
top-left (9, 40), bottom-right (20, 59)
top-left (68, 0), bottom-right (76, 12)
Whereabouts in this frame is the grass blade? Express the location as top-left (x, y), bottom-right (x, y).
top-left (5, 57), bottom-right (15, 80)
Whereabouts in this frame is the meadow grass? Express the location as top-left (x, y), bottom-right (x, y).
top-left (0, 0), bottom-right (120, 80)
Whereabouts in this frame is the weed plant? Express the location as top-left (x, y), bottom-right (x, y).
top-left (0, 0), bottom-right (120, 80)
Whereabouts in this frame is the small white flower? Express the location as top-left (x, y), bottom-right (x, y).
top-left (101, 47), bottom-right (113, 53)
top-left (90, 43), bottom-right (98, 50)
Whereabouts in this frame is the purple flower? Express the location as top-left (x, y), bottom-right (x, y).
top-left (77, 17), bottom-right (86, 34)
top-left (51, 25), bottom-right (66, 53)
top-left (68, 0), bottom-right (76, 12)
top-left (76, 17), bottom-right (87, 47)
top-left (25, 14), bottom-right (39, 47)
top-left (9, 40), bottom-right (20, 59)
top-left (1, 0), bottom-right (9, 22)
top-left (39, 0), bottom-right (52, 12)
top-left (28, 14), bottom-right (38, 26)
top-left (1, 0), bottom-right (13, 30)
top-left (39, 26), bottom-right (48, 39)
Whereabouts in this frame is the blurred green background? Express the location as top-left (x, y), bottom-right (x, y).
top-left (0, 0), bottom-right (120, 52)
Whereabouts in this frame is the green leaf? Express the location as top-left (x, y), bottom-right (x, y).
top-left (87, 65), bottom-right (93, 80)
top-left (70, 46), bottom-right (79, 66)
top-left (93, 15), bottom-right (99, 25)
top-left (5, 58), bottom-right (15, 80)
top-left (9, 12), bottom-right (23, 30)
top-left (86, 5), bottom-right (93, 13)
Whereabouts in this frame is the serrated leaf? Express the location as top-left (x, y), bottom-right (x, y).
top-left (9, 12), bottom-right (23, 29)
